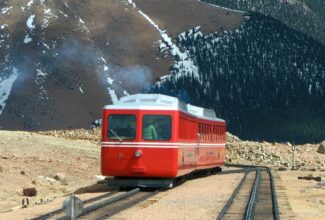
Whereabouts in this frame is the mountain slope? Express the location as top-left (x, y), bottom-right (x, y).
top-left (150, 12), bottom-right (325, 143)
top-left (0, 0), bottom-right (243, 130)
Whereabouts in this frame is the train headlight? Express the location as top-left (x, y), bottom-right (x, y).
top-left (134, 150), bottom-right (142, 158)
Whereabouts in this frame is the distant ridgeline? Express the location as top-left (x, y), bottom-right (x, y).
top-left (202, 0), bottom-right (325, 46)
top-left (149, 12), bottom-right (325, 144)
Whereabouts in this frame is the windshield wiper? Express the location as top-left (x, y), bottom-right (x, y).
top-left (110, 129), bottom-right (123, 142)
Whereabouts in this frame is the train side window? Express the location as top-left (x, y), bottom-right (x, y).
top-left (215, 126), bottom-right (218, 142)
top-left (207, 124), bottom-right (209, 141)
top-left (217, 126), bottom-right (219, 142)
top-left (210, 125), bottom-right (213, 142)
top-left (206, 125), bottom-right (210, 142)
top-left (108, 115), bottom-right (136, 140)
top-left (143, 115), bottom-right (172, 141)
top-left (198, 124), bottom-right (202, 138)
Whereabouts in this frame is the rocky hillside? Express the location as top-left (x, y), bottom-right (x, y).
top-left (0, 0), bottom-right (242, 130)
top-left (226, 133), bottom-right (325, 171)
top-left (39, 128), bottom-right (325, 171)
top-left (150, 12), bottom-right (325, 143)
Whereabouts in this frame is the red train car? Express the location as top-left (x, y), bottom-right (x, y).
top-left (101, 94), bottom-right (226, 187)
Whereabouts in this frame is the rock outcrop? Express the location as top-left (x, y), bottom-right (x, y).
top-left (317, 141), bottom-right (325, 154)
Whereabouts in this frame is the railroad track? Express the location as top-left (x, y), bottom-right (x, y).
top-left (31, 164), bottom-right (279, 220)
top-left (31, 188), bottom-right (160, 220)
top-left (217, 164), bottom-right (279, 220)
top-left (78, 189), bottom-right (160, 219)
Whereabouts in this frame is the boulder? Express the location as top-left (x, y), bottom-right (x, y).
top-left (278, 167), bottom-right (287, 171)
top-left (317, 141), bottom-right (325, 154)
top-left (298, 174), bottom-right (322, 182)
top-left (285, 142), bottom-right (292, 147)
top-left (23, 187), bottom-right (37, 197)
top-left (0, 166), bottom-right (3, 173)
top-left (54, 172), bottom-right (66, 183)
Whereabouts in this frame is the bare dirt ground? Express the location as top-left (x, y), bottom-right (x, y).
top-left (1, 129), bottom-right (325, 219)
top-left (276, 171), bottom-right (325, 220)
top-left (0, 130), bottom-right (101, 216)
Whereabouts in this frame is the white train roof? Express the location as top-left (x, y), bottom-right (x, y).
top-left (104, 94), bottom-right (225, 122)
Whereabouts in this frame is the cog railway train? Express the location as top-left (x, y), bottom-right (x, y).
top-left (101, 94), bottom-right (226, 187)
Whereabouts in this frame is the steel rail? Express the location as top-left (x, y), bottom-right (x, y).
top-left (216, 171), bottom-right (249, 220)
top-left (225, 163), bottom-right (280, 220)
top-left (245, 168), bottom-right (261, 220)
top-left (76, 188), bottom-right (140, 218)
top-left (269, 169), bottom-right (280, 220)
top-left (95, 189), bottom-right (161, 220)
top-left (29, 190), bottom-right (120, 220)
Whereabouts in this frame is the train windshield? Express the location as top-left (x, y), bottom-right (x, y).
top-left (108, 115), bottom-right (136, 140)
top-left (142, 115), bottom-right (171, 141)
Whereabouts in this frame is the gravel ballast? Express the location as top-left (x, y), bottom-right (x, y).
top-left (113, 169), bottom-right (244, 219)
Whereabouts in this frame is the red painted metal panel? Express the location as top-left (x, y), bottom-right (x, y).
top-left (101, 147), bottom-right (178, 177)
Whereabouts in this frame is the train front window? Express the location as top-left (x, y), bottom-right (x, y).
top-left (108, 115), bottom-right (136, 140)
top-left (142, 115), bottom-right (171, 141)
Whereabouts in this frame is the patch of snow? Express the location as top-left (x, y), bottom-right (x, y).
top-left (108, 87), bottom-right (118, 104)
top-left (64, 2), bottom-right (69, 8)
top-left (199, 0), bottom-right (245, 13)
top-left (27, 15), bottom-right (36, 30)
top-left (159, 41), bottom-right (168, 52)
top-left (36, 69), bottom-right (47, 77)
top-left (107, 77), bottom-right (114, 85)
top-left (42, 42), bottom-right (50, 49)
top-left (35, 69), bottom-right (48, 100)
top-left (123, 90), bottom-right (130, 96)
top-left (1, 24), bottom-right (7, 29)
top-left (58, 10), bottom-right (68, 18)
top-left (79, 17), bottom-right (85, 24)
top-left (24, 34), bottom-right (32, 44)
top-left (1, 7), bottom-right (13, 14)
top-left (137, 10), bottom-right (200, 82)
top-left (104, 65), bottom-right (109, 71)
top-left (101, 57), bottom-right (107, 64)
top-left (0, 67), bottom-right (20, 115)
top-left (77, 17), bottom-right (89, 33)
top-left (42, 8), bottom-right (58, 29)
top-left (21, 6), bottom-right (25, 12)
top-left (27, 0), bottom-right (34, 8)
top-left (42, 19), bottom-right (49, 29)
top-left (44, 9), bottom-right (51, 14)
top-left (127, 0), bottom-right (136, 8)
top-left (79, 86), bottom-right (84, 94)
